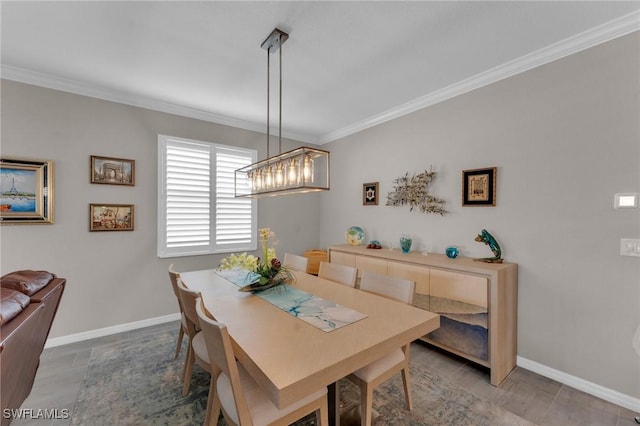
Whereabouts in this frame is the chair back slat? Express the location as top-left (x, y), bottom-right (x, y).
top-left (360, 271), bottom-right (415, 304)
top-left (168, 264), bottom-right (184, 310)
top-left (176, 279), bottom-right (201, 332)
top-left (318, 262), bottom-right (357, 287)
top-left (283, 253), bottom-right (309, 272)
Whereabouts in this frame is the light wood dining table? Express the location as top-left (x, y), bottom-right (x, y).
top-left (181, 268), bottom-right (440, 425)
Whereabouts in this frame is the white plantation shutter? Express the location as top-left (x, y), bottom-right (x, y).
top-left (158, 135), bottom-right (256, 258)
top-left (164, 140), bottom-right (211, 253)
top-left (215, 147), bottom-right (255, 249)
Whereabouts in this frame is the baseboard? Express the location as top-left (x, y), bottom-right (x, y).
top-left (44, 313), bottom-right (181, 349)
top-left (517, 356), bottom-right (640, 413)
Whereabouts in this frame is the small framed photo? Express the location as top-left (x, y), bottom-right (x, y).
top-left (90, 155), bottom-right (135, 186)
top-left (0, 157), bottom-right (54, 224)
top-left (462, 167), bottom-right (497, 206)
top-left (363, 182), bottom-right (379, 206)
top-left (89, 204), bottom-right (134, 231)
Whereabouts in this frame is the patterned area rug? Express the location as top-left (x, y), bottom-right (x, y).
top-left (71, 329), bottom-right (534, 425)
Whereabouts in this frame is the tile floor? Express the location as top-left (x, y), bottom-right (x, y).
top-left (10, 321), bottom-right (640, 426)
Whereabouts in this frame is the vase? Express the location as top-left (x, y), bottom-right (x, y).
top-left (238, 279), bottom-right (286, 293)
top-left (445, 246), bottom-right (459, 259)
top-left (400, 234), bottom-right (412, 253)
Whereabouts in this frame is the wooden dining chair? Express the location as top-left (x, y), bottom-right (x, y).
top-left (195, 298), bottom-right (329, 426)
top-left (168, 264), bottom-right (188, 360)
top-left (192, 298), bottom-right (220, 426)
top-left (283, 253), bottom-right (309, 272)
top-left (317, 261), bottom-right (357, 288)
top-left (175, 278), bottom-right (212, 396)
top-left (347, 270), bottom-right (416, 426)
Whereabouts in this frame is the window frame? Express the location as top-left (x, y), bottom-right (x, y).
top-left (157, 134), bottom-right (257, 258)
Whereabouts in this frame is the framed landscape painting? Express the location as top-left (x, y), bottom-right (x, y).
top-left (0, 157), bottom-right (54, 224)
top-left (462, 167), bottom-right (497, 206)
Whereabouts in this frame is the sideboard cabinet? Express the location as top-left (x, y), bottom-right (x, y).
top-left (328, 244), bottom-right (518, 386)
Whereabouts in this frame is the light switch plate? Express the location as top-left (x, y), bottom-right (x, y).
top-left (620, 238), bottom-right (640, 257)
top-left (615, 193), bottom-right (639, 209)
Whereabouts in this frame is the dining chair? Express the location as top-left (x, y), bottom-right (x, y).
top-left (191, 298), bottom-right (220, 426)
top-left (195, 297), bottom-right (329, 426)
top-left (175, 278), bottom-right (212, 396)
top-left (168, 264), bottom-right (188, 360)
top-left (317, 261), bottom-right (357, 288)
top-left (283, 253), bottom-right (309, 272)
top-left (347, 270), bottom-right (416, 426)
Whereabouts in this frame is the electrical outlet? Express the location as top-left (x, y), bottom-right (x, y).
top-left (620, 238), bottom-right (640, 257)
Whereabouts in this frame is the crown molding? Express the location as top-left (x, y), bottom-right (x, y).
top-left (0, 65), bottom-right (317, 144)
top-left (0, 65), bottom-right (264, 131)
top-left (318, 10), bottom-right (640, 144)
top-left (2, 10), bottom-right (638, 146)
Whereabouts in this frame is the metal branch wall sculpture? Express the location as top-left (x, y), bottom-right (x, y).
top-left (386, 170), bottom-right (447, 215)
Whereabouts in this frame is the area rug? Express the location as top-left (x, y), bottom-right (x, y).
top-left (70, 329), bottom-right (534, 425)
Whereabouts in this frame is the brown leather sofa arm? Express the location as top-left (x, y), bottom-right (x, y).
top-left (1, 270), bottom-right (56, 296)
top-left (0, 273), bottom-right (66, 426)
top-left (29, 278), bottom-right (66, 349)
top-left (0, 303), bottom-right (46, 425)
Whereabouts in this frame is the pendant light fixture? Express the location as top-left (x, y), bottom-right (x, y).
top-left (235, 28), bottom-right (330, 198)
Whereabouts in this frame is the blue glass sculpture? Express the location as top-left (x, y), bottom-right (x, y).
top-left (445, 246), bottom-right (459, 259)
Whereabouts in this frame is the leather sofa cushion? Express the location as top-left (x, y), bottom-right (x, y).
top-left (1, 270), bottom-right (56, 296)
top-left (0, 288), bottom-right (30, 325)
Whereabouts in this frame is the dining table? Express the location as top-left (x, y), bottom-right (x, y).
top-left (180, 268), bottom-right (440, 426)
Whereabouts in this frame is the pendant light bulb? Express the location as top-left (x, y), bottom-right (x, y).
top-left (288, 158), bottom-right (299, 185)
top-left (303, 154), bottom-right (314, 183)
top-left (275, 162), bottom-right (284, 187)
top-left (248, 171), bottom-right (255, 190)
top-left (265, 165), bottom-right (274, 189)
top-left (256, 169), bottom-right (263, 190)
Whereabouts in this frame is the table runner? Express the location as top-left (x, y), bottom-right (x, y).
top-left (215, 269), bottom-right (367, 332)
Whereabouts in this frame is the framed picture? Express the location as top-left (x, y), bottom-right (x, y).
top-left (89, 204), bottom-right (134, 231)
top-left (462, 167), bottom-right (497, 206)
top-left (0, 157), bottom-right (54, 224)
top-left (363, 182), bottom-right (379, 206)
top-left (90, 155), bottom-right (135, 186)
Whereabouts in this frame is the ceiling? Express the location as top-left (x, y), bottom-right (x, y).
top-left (2, 1), bottom-right (639, 145)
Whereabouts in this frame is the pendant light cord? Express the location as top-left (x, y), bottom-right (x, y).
top-left (266, 45), bottom-right (271, 158)
top-left (266, 34), bottom-right (284, 159)
top-left (279, 41), bottom-right (282, 155)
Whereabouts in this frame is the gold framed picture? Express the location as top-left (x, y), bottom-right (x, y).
top-left (90, 155), bottom-right (135, 186)
top-left (363, 182), bottom-right (379, 206)
top-left (462, 167), bottom-right (496, 206)
top-left (89, 204), bottom-right (134, 231)
top-left (0, 157), bottom-right (54, 224)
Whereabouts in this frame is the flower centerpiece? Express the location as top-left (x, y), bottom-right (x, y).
top-left (219, 228), bottom-right (294, 292)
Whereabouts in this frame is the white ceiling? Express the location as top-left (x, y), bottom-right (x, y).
top-left (2, 1), bottom-right (639, 144)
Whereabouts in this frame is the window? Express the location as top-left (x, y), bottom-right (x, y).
top-left (158, 135), bottom-right (256, 258)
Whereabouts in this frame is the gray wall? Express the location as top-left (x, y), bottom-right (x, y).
top-left (0, 80), bottom-right (321, 338)
top-left (319, 32), bottom-right (640, 398)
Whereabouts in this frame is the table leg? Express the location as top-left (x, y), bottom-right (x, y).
top-left (328, 381), bottom-right (340, 426)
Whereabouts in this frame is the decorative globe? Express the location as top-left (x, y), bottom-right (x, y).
top-left (345, 226), bottom-right (365, 246)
